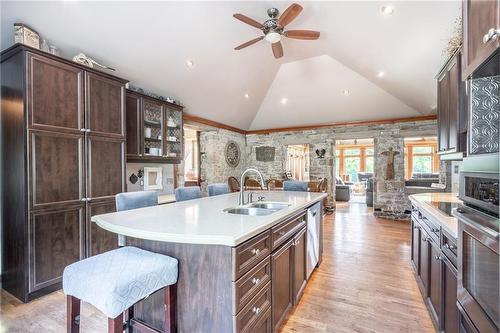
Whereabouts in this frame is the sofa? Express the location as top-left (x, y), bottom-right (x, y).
top-left (335, 176), bottom-right (352, 201)
top-left (365, 178), bottom-right (374, 207)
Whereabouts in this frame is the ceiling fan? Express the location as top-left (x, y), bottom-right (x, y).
top-left (233, 3), bottom-right (320, 59)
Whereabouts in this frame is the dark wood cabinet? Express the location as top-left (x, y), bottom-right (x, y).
top-left (292, 227), bottom-right (307, 304)
top-left (419, 228), bottom-right (430, 294)
top-left (249, 307), bottom-right (272, 333)
top-left (1, 44), bottom-right (127, 302)
top-left (29, 205), bottom-right (85, 293)
top-left (125, 90), bottom-right (183, 164)
top-left (27, 53), bottom-right (84, 133)
top-left (271, 237), bottom-right (294, 332)
top-left (411, 218), bottom-right (421, 274)
top-left (86, 199), bottom-right (119, 257)
top-left (441, 255), bottom-right (459, 333)
top-left (462, 0), bottom-right (500, 79)
top-left (428, 241), bottom-right (442, 325)
top-left (437, 51), bottom-right (467, 155)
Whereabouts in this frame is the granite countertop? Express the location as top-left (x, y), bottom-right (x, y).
top-left (93, 191), bottom-right (326, 246)
top-left (409, 192), bottom-right (462, 238)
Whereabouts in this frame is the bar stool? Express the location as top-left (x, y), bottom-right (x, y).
top-left (63, 246), bottom-right (178, 333)
top-left (207, 183), bottom-right (229, 196)
top-left (174, 186), bottom-right (202, 202)
top-left (283, 180), bottom-right (309, 192)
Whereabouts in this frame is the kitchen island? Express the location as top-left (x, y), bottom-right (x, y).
top-left (92, 191), bottom-right (326, 333)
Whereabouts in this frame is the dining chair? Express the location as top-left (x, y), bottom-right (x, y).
top-left (228, 176), bottom-right (240, 192)
top-left (245, 178), bottom-right (263, 190)
top-left (267, 179), bottom-right (284, 190)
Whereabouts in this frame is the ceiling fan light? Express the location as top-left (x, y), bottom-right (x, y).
top-left (265, 32), bottom-right (282, 43)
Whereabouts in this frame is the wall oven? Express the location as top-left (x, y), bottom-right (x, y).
top-left (454, 170), bottom-right (499, 333)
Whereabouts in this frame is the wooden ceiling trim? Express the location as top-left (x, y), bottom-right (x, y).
top-left (183, 113), bottom-right (246, 134)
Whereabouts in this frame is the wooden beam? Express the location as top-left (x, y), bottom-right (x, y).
top-left (183, 114), bottom-right (246, 134)
top-left (246, 115), bottom-right (437, 135)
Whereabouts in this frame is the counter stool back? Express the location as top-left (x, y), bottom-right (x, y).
top-left (175, 186), bottom-right (202, 202)
top-left (207, 183), bottom-right (229, 196)
top-left (115, 191), bottom-right (158, 211)
top-left (63, 246), bottom-right (178, 333)
top-left (283, 180), bottom-right (309, 192)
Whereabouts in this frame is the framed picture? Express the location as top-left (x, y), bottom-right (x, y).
top-left (143, 167), bottom-right (163, 190)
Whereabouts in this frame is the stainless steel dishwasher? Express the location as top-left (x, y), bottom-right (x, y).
top-left (306, 202), bottom-right (321, 278)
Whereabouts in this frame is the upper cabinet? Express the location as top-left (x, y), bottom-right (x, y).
top-left (437, 50), bottom-right (467, 155)
top-left (462, 0), bottom-right (500, 79)
top-left (125, 89), bottom-right (183, 163)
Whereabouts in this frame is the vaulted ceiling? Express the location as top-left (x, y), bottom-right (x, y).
top-left (0, 1), bottom-right (460, 130)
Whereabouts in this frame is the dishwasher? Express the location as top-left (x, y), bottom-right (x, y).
top-left (306, 202), bottom-right (321, 279)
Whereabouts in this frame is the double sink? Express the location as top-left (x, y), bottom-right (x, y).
top-left (224, 202), bottom-right (291, 216)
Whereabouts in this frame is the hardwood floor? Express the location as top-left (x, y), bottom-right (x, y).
top-left (281, 202), bottom-right (434, 333)
top-left (0, 201), bottom-right (434, 333)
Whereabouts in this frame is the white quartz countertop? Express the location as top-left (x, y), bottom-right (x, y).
top-left (409, 192), bottom-right (462, 238)
top-left (93, 191), bottom-right (326, 247)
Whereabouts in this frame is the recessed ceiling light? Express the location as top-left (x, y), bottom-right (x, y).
top-left (377, 71), bottom-right (385, 78)
top-left (185, 59), bottom-right (195, 68)
top-left (342, 89), bottom-right (350, 96)
top-left (244, 93), bottom-right (250, 99)
top-left (281, 97), bottom-right (288, 105)
top-left (380, 5), bottom-right (394, 16)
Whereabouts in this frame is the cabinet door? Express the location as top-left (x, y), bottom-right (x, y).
top-left (428, 241), bottom-right (442, 327)
top-left (249, 308), bottom-right (272, 333)
top-left (27, 53), bottom-right (84, 133)
top-left (442, 255), bottom-right (459, 333)
top-left (29, 130), bottom-right (85, 209)
top-left (419, 230), bottom-right (430, 295)
top-left (292, 228), bottom-right (307, 304)
top-left (142, 98), bottom-right (165, 158)
top-left (29, 205), bottom-right (84, 292)
top-left (164, 106), bottom-right (183, 161)
top-left (86, 199), bottom-right (118, 257)
top-left (462, 0), bottom-right (500, 79)
top-left (437, 73), bottom-right (449, 152)
top-left (271, 238), bottom-right (294, 332)
top-left (125, 93), bottom-right (142, 157)
top-left (411, 219), bottom-right (420, 274)
top-left (448, 59), bottom-right (460, 151)
top-left (87, 135), bottom-right (125, 200)
top-left (85, 73), bottom-right (125, 138)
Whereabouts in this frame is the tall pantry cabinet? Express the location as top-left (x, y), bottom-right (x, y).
top-left (1, 44), bottom-right (127, 302)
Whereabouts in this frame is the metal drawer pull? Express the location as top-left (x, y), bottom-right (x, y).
top-left (251, 277), bottom-right (260, 285)
top-left (431, 228), bottom-right (440, 233)
top-left (278, 231), bottom-right (286, 236)
top-left (413, 225), bottom-right (420, 230)
top-left (434, 255), bottom-right (443, 261)
top-left (81, 198), bottom-right (87, 202)
top-left (252, 307), bottom-right (261, 315)
top-left (86, 129), bottom-right (91, 133)
top-left (80, 128), bottom-right (87, 132)
top-left (483, 28), bottom-right (500, 43)
top-left (251, 248), bottom-right (260, 255)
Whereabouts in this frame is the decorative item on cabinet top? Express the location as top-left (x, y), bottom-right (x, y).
top-left (128, 84), bottom-right (182, 106)
top-left (14, 23), bottom-right (40, 49)
top-left (72, 53), bottom-right (116, 71)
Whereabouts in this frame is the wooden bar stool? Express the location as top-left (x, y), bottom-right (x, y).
top-left (63, 246), bottom-right (178, 333)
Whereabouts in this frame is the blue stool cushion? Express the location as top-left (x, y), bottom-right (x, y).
top-left (63, 247), bottom-right (178, 319)
top-left (116, 191), bottom-right (158, 212)
top-left (283, 180), bottom-right (309, 192)
top-left (175, 186), bottom-right (202, 202)
top-left (207, 183), bottom-right (229, 196)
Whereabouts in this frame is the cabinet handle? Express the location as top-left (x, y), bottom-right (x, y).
top-left (422, 236), bottom-right (429, 242)
top-left (80, 128), bottom-right (87, 132)
top-left (434, 255), bottom-right (443, 261)
top-left (278, 231), bottom-right (286, 236)
top-left (86, 197), bottom-right (92, 202)
top-left (413, 225), bottom-right (420, 230)
top-left (431, 227), bottom-right (440, 233)
top-left (252, 307), bottom-right (261, 315)
top-left (81, 198), bottom-right (87, 202)
top-left (251, 277), bottom-right (260, 285)
top-left (138, 154), bottom-right (143, 157)
top-left (251, 248), bottom-right (260, 255)
top-left (444, 243), bottom-right (456, 250)
top-left (86, 129), bottom-right (91, 133)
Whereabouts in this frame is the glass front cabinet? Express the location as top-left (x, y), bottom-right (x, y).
top-left (125, 90), bottom-right (183, 163)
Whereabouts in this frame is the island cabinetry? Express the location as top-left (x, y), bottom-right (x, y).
top-left (233, 230), bottom-right (271, 280)
top-left (410, 203), bottom-right (459, 333)
top-left (292, 227), bottom-right (307, 304)
top-left (1, 44), bottom-right (127, 302)
top-left (271, 236), bottom-right (294, 332)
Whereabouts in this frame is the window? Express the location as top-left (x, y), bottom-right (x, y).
top-left (287, 145), bottom-right (310, 181)
top-left (404, 138), bottom-right (438, 179)
top-left (183, 127), bottom-right (199, 182)
top-left (335, 143), bottom-right (374, 182)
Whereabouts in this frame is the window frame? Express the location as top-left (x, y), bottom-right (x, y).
top-left (335, 144), bottom-right (374, 181)
top-left (404, 141), bottom-right (439, 179)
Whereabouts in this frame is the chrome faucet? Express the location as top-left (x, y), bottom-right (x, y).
top-left (239, 168), bottom-right (266, 205)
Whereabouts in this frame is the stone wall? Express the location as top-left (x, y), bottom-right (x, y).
top-left (199, 128), bottom-right (246, 194)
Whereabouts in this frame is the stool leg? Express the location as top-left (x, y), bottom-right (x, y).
top-left (108, 313), bottom-right (124, 333)
top-left (164, 284), bottom-right (177, 333)
top-left (67, 295), bottom-right (81, 333)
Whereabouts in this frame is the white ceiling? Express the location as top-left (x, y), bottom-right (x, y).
top-left (0, 1), bottom-right (460, 131)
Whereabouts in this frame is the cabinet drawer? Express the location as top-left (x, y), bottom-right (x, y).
top-left (271, 211), bottom-right (306, 250)
top-left (234, 281), bottom-right (272, 333)
top-left (233, 231), bottom-right (271, 280)
top-left (233, 256), bottom-right (271, 315)
top-left (419, 214), bottom-right (440, 245)
top-left (441, 230), bottom-right (458, 267)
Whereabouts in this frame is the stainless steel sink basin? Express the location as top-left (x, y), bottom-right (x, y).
top-left (223, 201), bottom-right (291, 216)
top-left (247, 202), bottom-right (291, 210)
top-left (223, 207), bottom-right (276, 216)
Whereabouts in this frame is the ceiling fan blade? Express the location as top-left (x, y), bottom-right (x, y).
top-left (278, 3), bottom-right (303, 27)
top-left (284, 30), bottom-right (320, 40)
top-left (233, 13), bottom-right (263, 29)
top-left (234, 36), bottom-right (265, 50)
top-left (272, 42), bottom-right (283, 59)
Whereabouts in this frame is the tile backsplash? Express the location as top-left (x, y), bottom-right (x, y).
top-left (126, 163), bottom-right (175, 195)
